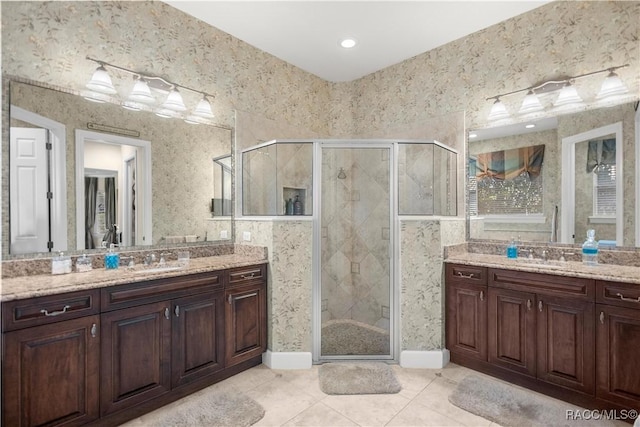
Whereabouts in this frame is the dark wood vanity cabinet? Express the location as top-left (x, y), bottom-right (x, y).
top-left (2, 290), bottom-right (101, 427)
top-left (445, 264), bottom-right (488, 361)
top-left (225, 264), bottom-right (267, 367)
top-left (1, 263), bottom-right (268, 427)
top-left (446, 263), bottom-right (639, 414)
top-left (596, 281), bottom-right (640, 410)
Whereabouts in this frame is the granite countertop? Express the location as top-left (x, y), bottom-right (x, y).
top-left (1, 254), bottom-right (268, 302)
top-left (445, 252), bottom-right (640, 285)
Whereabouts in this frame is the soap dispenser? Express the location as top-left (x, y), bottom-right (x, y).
top-left (582, 229), bottom-right (598, 266)
top-left (105, 244), bottom-right (120, 270)
top-left (293, 195), bottom-right (303, 215)
top-left (506, 237), bottom-right (518, 259)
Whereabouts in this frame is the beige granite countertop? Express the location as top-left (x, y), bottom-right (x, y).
top-left (1, 254), bottom-right (268, 302)
top-left (445, 252), bottom-right (640, 285)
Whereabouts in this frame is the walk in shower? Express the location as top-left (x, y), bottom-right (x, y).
top-left (241, 139), bottom-right (457, 362)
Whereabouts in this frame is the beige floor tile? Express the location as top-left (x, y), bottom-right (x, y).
top-left (390, 365), bottom-right (439, 400)
top-left (413, 376), bottom-right (492, 427)
top-left (321, 393), bottom-right (411, 426)
top-left (247, 376), bottom-right (318, 426)
top-left (387, 400), bottom-right (466, 427)
top-left (273, 366), bottom-right (327, 401)
top-left (283, 401), bottom-right (358, 426)
top-left (217, 363), bottom-right (280, 393)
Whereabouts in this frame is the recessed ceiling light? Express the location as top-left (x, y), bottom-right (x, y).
top-left (525, 124), bottom-right (536, 129)
top-left (339, 38), bottom-right (357, 49)
top-left (469, 133), bottom-right (478, 138)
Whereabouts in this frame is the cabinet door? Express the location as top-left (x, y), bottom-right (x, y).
top-left (172, 292), bottom-right (225, 387)
top-left (3, 315), bottom-right (100, 427)
top-left (596, 304), bottom-right (640, 410)
top-left (488, 287), bottom-right (536, 377)
top-left (446, 282), bottom-right (487, 361)
top-left (537, 295), bottom-right (595, 394)
top-left (225, 284), bottom-right (266, 368)
top-left (100, 301), bottom-right (171, 416)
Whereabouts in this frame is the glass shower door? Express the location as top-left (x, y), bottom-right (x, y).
top-left (319, 145), bottom-right (392, 359)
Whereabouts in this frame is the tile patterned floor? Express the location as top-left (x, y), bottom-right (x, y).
top-left (122, 362), bottom-right (609, 426)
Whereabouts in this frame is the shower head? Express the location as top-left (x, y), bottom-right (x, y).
top-left (337, 167), bottom-right (346, 179)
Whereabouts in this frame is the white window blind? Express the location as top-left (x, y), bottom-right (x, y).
top-left (475, 173), bottom-right (543, 215)
top-left (594, 164), bottom-right (616, 216)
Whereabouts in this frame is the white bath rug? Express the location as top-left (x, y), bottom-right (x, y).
top-left (319, 362), bottom-right (401, 395)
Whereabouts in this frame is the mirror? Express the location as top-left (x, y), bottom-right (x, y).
top-left (468, 101), bottom-right (637, 247)
top-left (4, 80), bottom-right (233, 259)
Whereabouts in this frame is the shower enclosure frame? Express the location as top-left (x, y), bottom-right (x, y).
top-left (312, 140), bottom-right (400, 363)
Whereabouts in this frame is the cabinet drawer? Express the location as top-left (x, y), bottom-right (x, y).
top-left (2, 289), bottom-right (100, 332)
top-left (102, 270), bottom-right (223, 311)
top-left (597, 280), bottom-right (640, 309)
top-left (446, 263), bottom-right (487, 286)
top-left (227, 264), bottom-right (266, 288)
top-left (489, 268), bottom-right (594, 300)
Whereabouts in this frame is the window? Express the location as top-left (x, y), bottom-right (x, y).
top-left (593, 164), bottom-right (616, 216)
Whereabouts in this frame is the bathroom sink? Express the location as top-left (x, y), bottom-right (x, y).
top-left (515, 259), bottom-right (567, 270)
top-left (131, 265), bottom-right (185, 274)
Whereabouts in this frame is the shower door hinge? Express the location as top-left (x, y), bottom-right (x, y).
top-left (46, 142), bottom-right (52, 150)
top-left (47, 241), bottom-right (54, 250)
top-left (47, 191), bottom-right (53, 199)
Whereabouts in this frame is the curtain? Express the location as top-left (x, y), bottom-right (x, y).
top-left (84, 177), bottom-right (98, 249)
top-left (475, 144), bottom-right (545, 181)
top-left (102, 177), bottom-right (118, 245)
top-left (587, 138), bottom-right (616, 173)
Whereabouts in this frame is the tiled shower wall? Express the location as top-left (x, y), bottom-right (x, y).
top-left (320, 147), bottom-right (391, 330)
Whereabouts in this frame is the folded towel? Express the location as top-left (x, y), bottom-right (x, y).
top-left (185, 235), bottom-right (198, 243)
top-left (165, 236), bottom-right (185, 244)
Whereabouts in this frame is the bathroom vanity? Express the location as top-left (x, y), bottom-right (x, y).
top-left (1, 257), bottom-right (267, 426)
top-left (445, 257), bottom-right (640, 415)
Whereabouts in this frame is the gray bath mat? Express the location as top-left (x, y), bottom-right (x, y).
top-left (142, 389), bottom-right (264, 427)
top-left (319, 362), bottom-right (401, 395)
top-left (449, 375), bottom-right (619, 427)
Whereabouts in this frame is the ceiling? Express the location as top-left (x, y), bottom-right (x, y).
top-left (165, 1), bottom-right (549, 82)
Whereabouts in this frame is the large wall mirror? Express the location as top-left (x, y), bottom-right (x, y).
top-left (3, 80), bottom-right (233, 259)
top-left (468, 101), bottom-right (639, 247)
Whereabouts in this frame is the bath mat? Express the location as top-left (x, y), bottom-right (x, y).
top-left (319, 362), bottom-right (401, 395)
top-left (141, 389), bottom-right (264, 427)
top-left (449, 375), bottom-right (620, 427)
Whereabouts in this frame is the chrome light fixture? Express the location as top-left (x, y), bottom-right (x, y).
top-left (86, 64), bottom-right (117, 94)
top-left (596, 70), bottom-right (629, 99)
top-left (553, 82), bottom-right (583, 107)
top-left (487, 98), bottom-right (509, 121)
top-left (518, 90), bottom-right (544, 114)
top-left (85, 56), bottom-right (216, 125)
top-left (485, 64), bottom-right (630, 121)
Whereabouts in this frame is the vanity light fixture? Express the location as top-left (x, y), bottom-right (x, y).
top-left (486, 63), bottom-right (630, 121)
top-left (596, 69), bottom-right (629, 99)
top-left (85, 56), bottom-right (216, 125)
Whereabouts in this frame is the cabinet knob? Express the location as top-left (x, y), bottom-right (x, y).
top-left (538, 300), bottom-right (543, 312)
top-left (164, 307), bottom-right (170, 319)
top-left (228, 295), bottom-right (233, 305)
top-left (600, 311), bottom-right (605, 324)
top-left (90, 323), bottom-right (97, 338)
top-left (480, 291), bottom-right (484, 301)
top-left (175, 305), bottom-right (180, 317)
top-left (527, 299), bottom-right (532, 310)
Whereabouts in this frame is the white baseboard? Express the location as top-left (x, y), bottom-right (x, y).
top-left (399, 349), bottom-right (450, 369)
top-left (262, 350), bottom-right (313, 369)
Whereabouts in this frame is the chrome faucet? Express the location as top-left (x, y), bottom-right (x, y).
top-left (541, 250), bottom-right (548, 262)
top-left (159, 252), bottom-right (171, 266)
top-left (143, 253), bottom-right (156, 266)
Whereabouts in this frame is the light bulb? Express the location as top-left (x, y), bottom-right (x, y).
top-left (554, 83), bottom-right (583, 107)
top-left (128, 78), bottom-right (155, 104)
top-left (597, 71), bottom-right (629, 99)
top-left (160, 88), bottom-right (187, 112)
top-left (192, 96), bottom-right (214, 118)
top-left (518, 90), bottom-right (543, 114)
top-left (488, 98), bottom-right (509, 120)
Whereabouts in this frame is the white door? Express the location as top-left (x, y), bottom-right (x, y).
top-left (10, 127), bottom-right (50, 253)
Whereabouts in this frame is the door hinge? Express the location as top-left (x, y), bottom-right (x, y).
top-left (47, 241), bottom-right (54, 250)
top-left (47, 191), bottom-right (53, 199)
top-left (46, 142), bottom-right (53, 150)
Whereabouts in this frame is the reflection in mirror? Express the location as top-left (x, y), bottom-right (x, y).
top-left (4, 80), bottom-right (234, 259)
top-left (468, 102), bottom-right (637, 247)
top-left (561, 122), bottom-right (623, 246)
top-left (76, 130), bottom-right (152, 250)
top-left (212, 154), bottom-right (232, 216)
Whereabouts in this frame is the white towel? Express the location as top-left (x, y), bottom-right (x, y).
top-left (185, 235), bottom-right (198, 243)
top-left (165, 236), bottom-right (185, 244)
